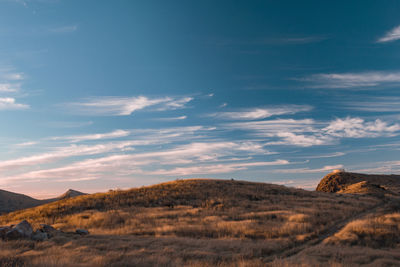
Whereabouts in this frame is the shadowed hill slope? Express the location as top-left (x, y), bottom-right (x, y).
top-left (316, 171), bottom-right (400, 194)
top-left (0, 188), bottom-right (86, 214)
top-left (0, 189), bottom-right (45, 214)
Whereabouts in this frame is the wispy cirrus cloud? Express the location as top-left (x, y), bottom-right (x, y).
top-left (148, 160), bottom-right (289, 176)
top-left (0, 140), bottom-right (139, 172)
top-left (15, 141), bottom-right (38, 147)
top-left (342, 97), bottom-right (400, 112)
top-left (0, 66), bottom-right (29, 110)
top-left (273, 164), bottom-right (343, 174)
top-left (0, 97), bottom-right (29, 110)
top-left (271, 132), bottom-right (331, 147)
top-left (323, 117), bottom-right (400, 138)
top-left (0, 83), bottom-right (20, 92)
top-left (156, 116), bottom-right (187, 121)
top-left (65, 96), bottom-right (193, 116)
top-left (0, 139), bottom-right (276, 183)
top-left (211, 105), bottom-right (312, 120)
top-left (377, 25), bottom-right (400, 43)
top-left (52, 129), bottom-right (130, 143)
top-left (226, 117), bottom-right (400, 147)
top-left (301, 152), bottom-right (345, 159)
top-left (352, 160), bottom-right (400, 173)
top-left (225, 119), bottom-right (318, 135)
top-left (300, 71), bottom-right (400, 89)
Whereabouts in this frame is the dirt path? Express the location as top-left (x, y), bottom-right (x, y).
top-left (262, 198), bottom-right (391, 263)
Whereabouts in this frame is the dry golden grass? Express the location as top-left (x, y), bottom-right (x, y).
top-left (325, 212), bottom-right (400, 247)
top-left (0, 179), bottom-right (392, 266)
top-left (273, 243), bottom-right (400, 266)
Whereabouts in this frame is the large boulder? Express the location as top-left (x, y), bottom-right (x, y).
top-left (39, 224), bottom-right (59, 238)
top-left (5, 220), bottom-right (33, 240)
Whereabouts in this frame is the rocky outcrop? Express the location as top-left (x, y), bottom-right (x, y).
top-left (57, 189), bottom-right (86, 200)
top-left (316, 171), bottom-right (400, 195)
top-left (0, 221), bottom-right (89, 241)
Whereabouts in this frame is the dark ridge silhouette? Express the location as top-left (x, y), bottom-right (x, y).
top-left (0, 189), bottom-right (45, 214)
top-left (0, 188), bottom-right (87, 214)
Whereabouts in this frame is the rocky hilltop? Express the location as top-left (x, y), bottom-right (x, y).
top-left (56, 189), bottom-right (86, 200)
top-left (316, 171), bottom-right (400, 195)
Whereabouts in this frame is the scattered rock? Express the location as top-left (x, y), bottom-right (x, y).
top-left (40, 224), bottom-right (56, 232)
top-left (5, 220), bottom-right (33, 240)
top-left (31, 230), bottom-right (48, 241)
top-left (75, 229), bottom-right (89, 235)
top-left (1, 221), bottom-right (88, 241)
top-left (0, 226), bottom-right (12, 239)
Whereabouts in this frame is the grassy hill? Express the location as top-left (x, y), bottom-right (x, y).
top-left (1, 177), bottom-right (399, 266)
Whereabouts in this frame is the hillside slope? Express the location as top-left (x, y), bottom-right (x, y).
top-left (0, 189), bottom-right (45, 214)
top-left (0, 179), bottom-right (374, 224)
top-left (0, 188), bottom-right (86, 214)
top-left (0, 177), bottom-right (398, 266)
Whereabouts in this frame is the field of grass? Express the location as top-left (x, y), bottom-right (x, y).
top-left (0, 179), bottom-right (396, 266)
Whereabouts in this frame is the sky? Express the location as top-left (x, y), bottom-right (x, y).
top-left (0, 0), bottom-right (400, 198)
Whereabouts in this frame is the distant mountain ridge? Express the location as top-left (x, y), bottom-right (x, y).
top-left (0, 189), bottom-right (45, 214)
top-left (0, 189), bottom-right (86, 214)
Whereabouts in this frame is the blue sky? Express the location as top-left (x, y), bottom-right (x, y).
top-left (1, 0), bottom-right (400, 198)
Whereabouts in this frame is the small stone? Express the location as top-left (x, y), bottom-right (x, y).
top-left (75, 229), bottom-right (89, 235)
top-left (40, 224), bottom-right (56, 233)
top-left (0, 226), bottom-right (12, 239)
top-left (31, 230), bottom-right (48, 241)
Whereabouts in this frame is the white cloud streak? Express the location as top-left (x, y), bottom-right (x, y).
top-left (52, 129), bottom-right (130, 143)
top-left (301, 71), bottom-right (400, 89)
top-left (0, 141), bottom-right (138, 171)
top-left (148, 160), bottom-right (289, 176)
top-left (15, 141), bottom-right (38, 147)
top-left (226, 117), bottom-right (400, 147)
top-left (323, 117), bottom-right (400, 138)
top-left (0, 140), bottom-right (275, 183)
top-left (0, 97), bottom-right (29, 110)
top-left (343, 97), bottom-right (400, 112)
top-left (273, 164), bottom-right (344, 174)
top-left (377, 25), bottom-right (400, 43)
top-left (0, 83), bottom-right (20, 92)
top-left (156, 116), bottom-right (187, 121)
top-left (212, 105), bottom-right (312, 120)
top-left (66, 96), bottom-right (193, 116)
